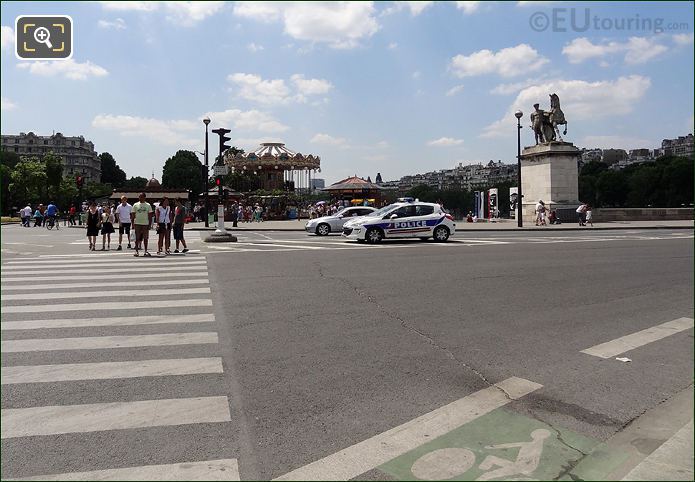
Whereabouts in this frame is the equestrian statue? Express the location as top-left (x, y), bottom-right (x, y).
top-left (530, 93), bottom-right (568, 145)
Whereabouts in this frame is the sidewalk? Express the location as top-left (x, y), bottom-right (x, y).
top-left (186, 219), bottom-right (694, 232)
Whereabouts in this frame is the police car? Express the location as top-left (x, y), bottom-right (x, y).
top-left (342, 201), bottom-right (456, 243)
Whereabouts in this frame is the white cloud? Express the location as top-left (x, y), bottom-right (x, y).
top-left (93, 108), bottom-right (289, 147)
top-left (428, 137), bottom-right (464, 147)
top-left (387, 42), bottom-right (398, 50)
top-left (17, 59), bottom-right (108, 80)
top-left (481, 75), bottom-right (651, 138)
top-left (1, 97), bottom-right (17, 111)
top-left (310, 133), bottom-right (348, 147)
top-left (579, 136), bottom-right (654, 150)
top-left (228, 73), bottom-right (333, 105)
top-left (673, 33), bottom-right (694, 46)
top-left (233, 1), bottom-right (379, 49)
top-left (202, 109), bottom-right (290, 133)
top-left (562, 37), bottom-right (668, 65)
top-left (412, 71), bottom-right (421, 79)
top-left (455, 1), bottom-right (481, 14)
top-left (247, 42), bottom-right (264, 52)
top-left (1, 25), bottom-right (13, 50)
top-left (383, 1), bottom-right (434, 16)
top-left (92, 114), bottom-right (200, 147)
top-left (446, 84), bottom-right (465, 96)
top-left (450, 44), bottom-right (549, 78)
top-left (98, 1), bottom-right (223, 26)
top-left (228, 73), bottom-right (292, 104)
top-left (291, 74), bottom-right (333, 95)
top-left (164, 2), bottom-right (225, 27)
top-left (99, 1), bottom-right (158, 12)
top-left (98, 18), bottom-right (127, 30)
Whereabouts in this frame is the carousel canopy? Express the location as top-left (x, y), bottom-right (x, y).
top-left (224, 142), bottom-right (320, 170)
top-left (322, 176), bottom-right (383, 191)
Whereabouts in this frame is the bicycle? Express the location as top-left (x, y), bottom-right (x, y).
top-left (45, 215), bottom-right (59, 230)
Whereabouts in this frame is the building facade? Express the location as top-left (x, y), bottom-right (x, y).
top-left (661, 134), bottom-right (694, 158)
top-left (1, 132), bottom-right (101, 182)
top-left (387, 160), bottom-right (517, 193)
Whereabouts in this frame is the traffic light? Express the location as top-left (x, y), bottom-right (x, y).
top-left (212, 128), bottom-right (232, 155)
top-left (215, 177), bottom-right (221, 187)
top-left (75, 175), bottom-right (84, 188)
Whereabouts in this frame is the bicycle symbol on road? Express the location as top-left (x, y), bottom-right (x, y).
top-left (410, 429), bottom-right (552, 481)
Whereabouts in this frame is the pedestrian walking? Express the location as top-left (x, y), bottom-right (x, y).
top-left (156, 197), bottom-right (172, 255)
top-left (115, 196), bottom-right (132, 250)
top-left (86, 202), bottom-right (100, 251)
top-left (131, 192), bottom-right (153, 257)
top-left (33, 206), bottom-right (44, 227)
top-left (585, 205), bottom-right (593, 227)
top-left (100, 206), bottom-right (115, 250)
top-left (21, 205), bottom-right (32, 227)
top-left (230, 202), bottom-right (238, 228)
top-left (173, 199), bottom-right (189, 253)
top-left (68, 204), bottom-right (77, 226)
top-left (576, 203), bottom-right (588, 226)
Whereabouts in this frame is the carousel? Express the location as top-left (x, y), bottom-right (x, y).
top-left (223, 142), bottom-right (321, 192)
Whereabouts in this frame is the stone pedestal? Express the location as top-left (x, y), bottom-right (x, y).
top-left (521, 142), bottom-right (580, 223)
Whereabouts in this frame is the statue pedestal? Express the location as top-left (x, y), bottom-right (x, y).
top-left (521, 142), bottom-right (580, 223)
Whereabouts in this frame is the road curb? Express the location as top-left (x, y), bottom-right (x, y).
top-left (188, 225), bottom-right (693, 233)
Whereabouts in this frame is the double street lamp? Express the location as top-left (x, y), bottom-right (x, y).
top-left (515, 110), bottom-right (523, 228)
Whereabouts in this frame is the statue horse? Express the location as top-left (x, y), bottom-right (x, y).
top-left (549, 93), bottom-right (567, 142)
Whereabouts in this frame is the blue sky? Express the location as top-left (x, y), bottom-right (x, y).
top-left (1, 1), bottom-right (693, 184)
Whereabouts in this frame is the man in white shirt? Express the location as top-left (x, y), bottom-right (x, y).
top-left (21, 205), bottom-right (32, 227)
top-left (114, 196), bottom-right (133, 250)
top-left (576, 203), bottom-right (587, 226)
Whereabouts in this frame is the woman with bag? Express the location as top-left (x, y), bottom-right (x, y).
top-left (156, 197), bottom-right (172, 256)
top-left (86, 202), bottom-right (100, 251)
top-left (100, 205), bottom-right (115, 251)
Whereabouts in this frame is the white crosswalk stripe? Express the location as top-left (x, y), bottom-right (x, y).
top-left (1, 278), bottom-right (210, 291)
top-left (1, 255), bottom-right (236, 480)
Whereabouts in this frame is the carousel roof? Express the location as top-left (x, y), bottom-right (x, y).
top-left (224, 142), bottom-right (320, 170)
top-left (323, 176), bottom-right (383, 191)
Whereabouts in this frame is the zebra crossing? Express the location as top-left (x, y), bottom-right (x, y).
top-left (0, 255), bottom-right (240, 480)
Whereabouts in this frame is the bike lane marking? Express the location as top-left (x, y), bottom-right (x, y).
top-left (273, 377), bottom-right (542, 481)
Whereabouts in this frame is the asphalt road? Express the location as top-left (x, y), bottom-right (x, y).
top-left (1, 224), bottom-right (693, 480)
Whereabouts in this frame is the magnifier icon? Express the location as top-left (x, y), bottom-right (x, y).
top-left (33, 27), bottom-right (53, 49)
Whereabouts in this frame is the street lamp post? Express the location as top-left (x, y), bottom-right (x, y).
top-left (515, 110), bottom-right (524, 227)
top-left (203, 117), bottom-right (211, 227)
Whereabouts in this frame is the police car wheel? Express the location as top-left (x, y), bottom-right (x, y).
top-left (433, 226), bottom-right (449, 242)
top-left (365, 228), bottom-right (383, 244)
top-left (316, 223), bottom-right (331, 236)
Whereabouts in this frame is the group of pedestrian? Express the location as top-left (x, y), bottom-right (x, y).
top-left (19, 202), bottom-right (62, 228)
top-left (85, 194), bottom-right (189, 255)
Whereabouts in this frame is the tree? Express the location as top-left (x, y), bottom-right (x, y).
top-left (662, 156), bottom-right (693, 207)
top-left (596, 170), bottom-right (629, 207)
top-left (0, 151), bottom-right (21, 169)
top-left (162, 150), bottom-right (203, 193)
top-left (44, 152), bottom-right (64, 201)
top-left (122, 176), bottom-right (148, 190)
top-left (1, 164), bottom-right (12, 214)
top-left (580, 161), bottom-right (608, 177)
top-left (99, 152), bottom-right (127, 187)
top-left (9, 157), bottom-right (47, 206)
top-left (626, 165), bottom-right (660, 207)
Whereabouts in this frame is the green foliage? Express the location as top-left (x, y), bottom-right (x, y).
top-left (44, 152), bottom-right (64, 200)
top-left (224, 171), bottom-right (262, 192)
top-left (99, 152), bottom-right (127, 187)
top-left (84, 181), bottom-right (112, 200)
top-left (9, 157), bottom-right (47, 206)
top-left (1, 164), bottom-right (12, 212)
top-left (0, 151), bottom-right (21, 169)
top-left (122, 176), bottom-right (148, 190)
top-left (162, 150), bottom-right (202, 193)
top-left (578, 156), bottom-right (693, 208)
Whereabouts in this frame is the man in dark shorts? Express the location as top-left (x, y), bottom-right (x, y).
top-left (131, 193), bottom-right (153, 257)
top-left (115, 196), bottom-right (133, 250)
